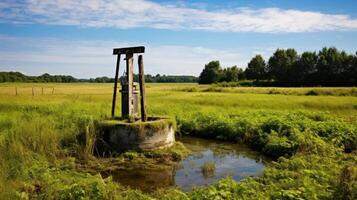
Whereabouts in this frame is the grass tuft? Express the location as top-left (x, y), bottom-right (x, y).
top-left (201, 161), bottom-right (216, 178)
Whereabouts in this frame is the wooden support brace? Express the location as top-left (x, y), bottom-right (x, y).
top-left (111, 54), bottom-right (121, 118)
top-left (138, 55), bottom-right (147, 122)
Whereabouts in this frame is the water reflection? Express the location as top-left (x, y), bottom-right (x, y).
top-left (104, 166), bottom-right (175, 192)
top-left (175, 137), bottom-right (268, 191)
top-left (105, 136), bottom-right (269, 192)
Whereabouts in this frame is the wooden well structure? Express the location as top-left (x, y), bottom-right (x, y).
top-left (111, 46), bottom-right (147, 121)
top-left (96, 46), bottom-right (175, 152)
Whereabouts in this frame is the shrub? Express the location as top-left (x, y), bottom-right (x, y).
top-left (333, 165), bottom-right (357, 200)
top-left (262, 131), bottom-right (299, 158)
top-left (305, 90), bottom-right (319, 96)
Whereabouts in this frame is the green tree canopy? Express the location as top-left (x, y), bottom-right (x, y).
top-left (294, 51), bottom-right (318, 85)
top-left (245, 55), bottom-right (266, 80)
top-left (197, 47), bottom-right (356, 86)
top-left (316, 47), bottom-right (340, 85)
top-left (267, 48), bottom-right (298, 83)
top-left (221, 66), bottom-right (240, 82)
top-left (198, 61), bottom-right (222, 84)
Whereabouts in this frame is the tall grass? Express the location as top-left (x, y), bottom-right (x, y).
top-left (0, 83), bottom-right (356, 199)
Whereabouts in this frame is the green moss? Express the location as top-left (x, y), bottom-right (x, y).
top-left (76, 141), bottom-right (190, 176)
top-left (146, 142), bottom-right (190, 161)
top-left (99, 117), bottom-right (176, 132)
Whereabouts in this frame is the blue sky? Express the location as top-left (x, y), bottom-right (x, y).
top-left (0, 0), bottom-right (357, 78)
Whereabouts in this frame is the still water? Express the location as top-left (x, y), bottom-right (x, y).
top-left (106, 136), bottom-right (269, 192)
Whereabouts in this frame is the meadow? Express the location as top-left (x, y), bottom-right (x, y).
top-left (0, 83), bottom-right (356, 199)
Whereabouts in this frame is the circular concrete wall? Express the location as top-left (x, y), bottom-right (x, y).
top-left (96, 117), bottom-right (175, 153)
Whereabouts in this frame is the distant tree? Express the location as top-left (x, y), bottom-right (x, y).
top-left (267, 49), bottom-right (286, 81)
top-left (39, 73), bottom-right (51, 82)
top-left (352, 52), bottom-right (357, 85)
top-left (294, 51), bottom-right (318, 85)
top-left (316, 47), bottom-right (341, 85)
top-left (221, 66), bottom-right (240, 82)
top-left (198, 61), bottom-right (222, 84)
top-left (267, 48), bottom-right (298, 83)
top-left (133, 74), bottom-right (197, 83)
top-left (237, 67), bottom-right (245, 80)
top-left (245, 55), bottom-right (267, 80)
top-left (55, 76), bottom-right (63, 82)
top-left (339, 51), bottom-right (355, 85)
top-left (0, 71), bottom-right (198, 83)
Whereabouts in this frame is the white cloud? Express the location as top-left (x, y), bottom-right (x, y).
top-left (1, 0), bottom-right (357, 33)
top-left (0, 35), bottom-right (248, 78)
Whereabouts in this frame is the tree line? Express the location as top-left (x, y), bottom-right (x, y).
top-left (0, 72), bottom-right (198, 83)
top-left (199, 47), bottom-right (357, 86)
top-left (0, 72), bottom-right (79, 83)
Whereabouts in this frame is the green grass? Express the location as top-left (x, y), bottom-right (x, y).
top-left (0, 83), bottom-right (356, 199)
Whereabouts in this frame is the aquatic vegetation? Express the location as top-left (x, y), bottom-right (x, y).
top-left (200, 161), bottom-right (216, 178)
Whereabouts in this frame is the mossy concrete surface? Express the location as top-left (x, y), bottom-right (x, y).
top-left (96, 117), bottom-right (176, 153)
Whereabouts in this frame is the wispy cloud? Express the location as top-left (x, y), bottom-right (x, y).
top-left (1, 0), bottom-right (357, 33)
top-left (0, 35), bottom-right (249, 77)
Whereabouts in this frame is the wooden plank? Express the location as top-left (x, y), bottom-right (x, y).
top-left (113, 46), bottom-right (145, 55)
top-left (111, 54), bottom-right (121, 117)
top-left (138, 55), bottom-right (147, 122)
top-left (126, 53), bottom-right (134, 118)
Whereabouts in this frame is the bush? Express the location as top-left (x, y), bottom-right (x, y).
top-left (305, 90), bottom-right (319, 96)
top-left (177, 110), bottom-right (357, 158)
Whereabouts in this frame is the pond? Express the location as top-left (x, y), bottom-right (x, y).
top-left (106, 136), bottom-right (269, 192)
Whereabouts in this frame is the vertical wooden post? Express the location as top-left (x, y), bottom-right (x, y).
top-left (52, 87), bottom-right (54, 94)
top-left (32, 87), bottom-right (34, 96)
top-left (126, 53), bottom-right (134, 118)
top-left (15, 87), bottom-right (17, 96)
top-left (138, 55), bottom-right (147, 122)
top-left (111, 54), bottom-right (121, 118)
top-left (41, 87), bottom-right (44, 95)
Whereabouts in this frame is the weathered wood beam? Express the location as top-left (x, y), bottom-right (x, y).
top-left (126, 53), bottom-right (134, 118)
top-left (138, 55), bottom-right (147, 122)
top-left (111, 54), bottom-right (121, 118)
top-left (113, 46), bottom-right (145, 55)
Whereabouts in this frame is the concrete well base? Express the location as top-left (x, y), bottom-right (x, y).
top-left (96, 117), bottom-right (175, 153)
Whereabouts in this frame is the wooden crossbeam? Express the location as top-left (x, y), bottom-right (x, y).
top-left (113, 46), bottom-right (145, 55)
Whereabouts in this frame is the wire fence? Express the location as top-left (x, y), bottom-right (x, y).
top-left (12, 87), bottom-right (55, 96)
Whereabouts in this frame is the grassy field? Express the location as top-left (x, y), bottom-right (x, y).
top-left (0, 83), bottom-right (356, 199)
